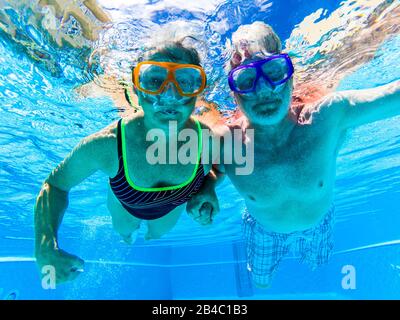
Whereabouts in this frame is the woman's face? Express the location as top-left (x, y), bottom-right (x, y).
top-left (134, 57), bottom-right (199, 129)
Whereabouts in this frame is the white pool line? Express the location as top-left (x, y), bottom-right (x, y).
top-left (334, 239), bottom-right (400, 254)
top-left (0, 256), bottom-right (244, 267)
top-left (1, 239), bottom-right (399, 267)
top-left (0, 257), bottom-right (34, 263)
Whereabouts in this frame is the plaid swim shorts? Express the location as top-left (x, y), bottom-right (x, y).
top-left (242, 205), bottom-right (335, 287)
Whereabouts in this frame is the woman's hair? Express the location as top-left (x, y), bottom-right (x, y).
top-left (136, 20), bottom-right (205, 66)
top-left (139, 36), bottom-right (202, 66)
top-left (145, 39), bottom-right (200, 66)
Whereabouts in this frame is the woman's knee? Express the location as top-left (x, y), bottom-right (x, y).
top-left (145, 229), bottom-right (167, 240)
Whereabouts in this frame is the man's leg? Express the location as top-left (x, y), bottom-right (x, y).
top-left (242, 209), bottom-right (290, 288)
top-left (298, 205), bottom-right (335, 270)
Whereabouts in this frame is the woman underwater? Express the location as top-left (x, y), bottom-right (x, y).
top-left (34, 40), bottom-right (219, 284)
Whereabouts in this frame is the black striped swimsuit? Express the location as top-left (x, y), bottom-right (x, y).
top-left (109, 118), bottom-right (205, 220)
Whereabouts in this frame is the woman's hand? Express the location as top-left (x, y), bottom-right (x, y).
top-left (187, 183), bottom-right (220, 226)
top-left (36, 244), bottom-right (85, 284)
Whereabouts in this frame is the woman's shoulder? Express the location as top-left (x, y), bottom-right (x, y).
top-left (98, 112), bottom-right (143, 141)
top-left (82, 121), bottom-right (119, 174)
top-left (91, 120), bottom-right (119, 146)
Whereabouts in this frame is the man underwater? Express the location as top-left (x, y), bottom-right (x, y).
top-left (187, 21), bottom-right (400, 288)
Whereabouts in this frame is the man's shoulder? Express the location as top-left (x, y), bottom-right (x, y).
top-left (296, 92), bottom-right (346, 126)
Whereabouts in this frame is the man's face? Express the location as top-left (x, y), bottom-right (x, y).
top-left (234, 56), bottom-right (293, 126)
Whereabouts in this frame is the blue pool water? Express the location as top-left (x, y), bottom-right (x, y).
top-left (0, 0), bottom-right (399, 299)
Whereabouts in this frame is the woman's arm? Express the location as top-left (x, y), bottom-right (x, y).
top-left (35, 131), bottom-right (113, 284)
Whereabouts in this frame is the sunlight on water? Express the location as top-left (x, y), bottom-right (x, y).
top-left (286, 0), bottom-right (400, 100)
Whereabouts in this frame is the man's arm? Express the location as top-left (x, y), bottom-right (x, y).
top-left (35, 132), bottom-right (111, 283)
top-left (339, 79), bottom-right (400, 129)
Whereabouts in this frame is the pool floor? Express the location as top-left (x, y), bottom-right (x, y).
top-left (1, 239), bottom-right (399, 299)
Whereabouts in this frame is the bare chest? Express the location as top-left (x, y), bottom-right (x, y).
top-left (225, 125), bottom-right (340, 203)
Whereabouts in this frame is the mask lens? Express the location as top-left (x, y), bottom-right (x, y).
top-left (174, 67), bottom-right (203, 95)
top-left (232, 67), bottom-right (257, 92)
top-left (261, 57), bottom-right (289, 84)
top-left (138, 64), bottom-right (168, 92)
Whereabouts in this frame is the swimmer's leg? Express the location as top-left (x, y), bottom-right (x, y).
top-left (107, 186), bottom-right (141, 244)
top-left (242, 209), bottom-right (290, 288)
top-left (298, 205), bottom-right (335, 270)
top-left (145, 206), bottom-right (184, 240)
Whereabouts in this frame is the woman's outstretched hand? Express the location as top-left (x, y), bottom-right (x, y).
top-left (36, 245), bottom-right (85, 285)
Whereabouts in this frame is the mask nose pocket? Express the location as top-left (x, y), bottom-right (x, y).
top-left (160, 82), bottom-right (180, 100)
top-left (255, 77), bottom-right (275, 97)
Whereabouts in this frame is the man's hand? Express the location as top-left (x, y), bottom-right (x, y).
top-left (187, 182), bottom-right (220, 226)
